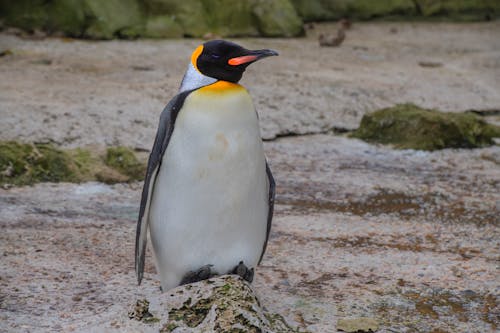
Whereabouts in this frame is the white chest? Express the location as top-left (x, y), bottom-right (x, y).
top-left (148, 86), bottom-right (269, 291)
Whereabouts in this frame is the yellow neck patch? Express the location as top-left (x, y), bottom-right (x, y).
top-left (191, 45), bottom-right (203, 72)
top-left (199, 81), bottom-right (243, 93)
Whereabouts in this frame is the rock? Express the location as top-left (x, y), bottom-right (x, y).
top-left (290, 0), bottom-right (500, 21)
top-left (144, 0), bottom-right (304, 38)
top-left (143, 0), bottom-right (210, 37)
top-left (0, 0), bottom-right (304, 38)
top-left (351, 104), bottom-right (500, 151)
top-left (104, 275), bottom-right (303, 332)
top-left (0, 0), bottom-right (48, 31)
top-left (0, 142), bottom-right (147, 186)
top-left (252, 0), bottom-right (304, 37)
top-left (46, 0), bottom-right (86, 36)
top-left (0, 0), bottom-right (145, 39)
top-left (204, 0), bottom-right (259, 37)
top-left (414, 0), bottom-right (500, 20)
top-left (143, 15), bottom-right (183, 38)
top-left (337, 317), bottom-right (379, 332)
top-left (0, 141), bottom-right (79, 186)
top-left (82, 0), bottom-right (144, 39)
top-left (290, 0), bottom-right (416, 21)
top-left (104, 146), bottom-right (146, 182)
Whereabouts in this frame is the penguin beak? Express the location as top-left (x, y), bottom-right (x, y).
top-left (228, 49), bottom-right (279, 66)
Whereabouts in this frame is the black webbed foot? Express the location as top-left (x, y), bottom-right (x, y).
top-left (231, 261), bottom-right (254, 283)
top-left (180, 264), bottom-right (217, 285)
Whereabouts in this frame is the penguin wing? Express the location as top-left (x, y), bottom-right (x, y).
top-left (135, 90), bottom-right (193, 285)
top-left (258, 161), bottom-right (275, 264)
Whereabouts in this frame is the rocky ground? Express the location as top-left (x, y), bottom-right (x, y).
top-left (0, 22), bottom-right (499, 332)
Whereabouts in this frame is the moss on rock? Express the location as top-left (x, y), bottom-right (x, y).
top-left (143, 15), bottom-right (183, 38)
top-left (0, 0), bottom-right (49, 31)
top-left (290, 0), bottom-right (416, 21)
top-left (164, 276), bottom-right (305, 332)
top-left (0, 142), bottom-right (79, 186)
top-left (104, 146), bottom-right (146, 181)
top-left (351, 104), bottom-right (500, 151)
top-left (253, 0), bottom-right (304, 37)
top-left (289, 0), bottom-right (499, 21)
top-left (415, 0), bottom-right (500, 21)
top-left (82, 0), bottom-right (144, 39)
top-left (46, 0), bottom-right (86, 36)
top-left (0, 142), bottom-right (146, 187)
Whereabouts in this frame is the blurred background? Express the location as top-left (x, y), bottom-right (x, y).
top-left (0, 1), bottom-right (499, 333)
top-left (0, 0), bottom-right (499, 39)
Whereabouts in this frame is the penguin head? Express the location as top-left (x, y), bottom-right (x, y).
top-left (190, 40), bottom-right (278, 83)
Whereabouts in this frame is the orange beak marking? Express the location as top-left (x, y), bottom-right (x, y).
top-left (228, 55), bottom-right (258, 66)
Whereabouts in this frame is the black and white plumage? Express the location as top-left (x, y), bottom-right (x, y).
top-left (135, 40), bottom-right (277, 291)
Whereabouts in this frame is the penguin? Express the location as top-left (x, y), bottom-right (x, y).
top-left (135, 40), bottom-right (277, 292)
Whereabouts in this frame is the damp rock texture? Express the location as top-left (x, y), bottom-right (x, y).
top-left (1, 23), bottom-right (499, 146)
top-left (85, 275), bottom-right (303, 332)
top-left (0, 22), bottom-right (499, 333)
top-left (351, 104), bottom-right (500, 151)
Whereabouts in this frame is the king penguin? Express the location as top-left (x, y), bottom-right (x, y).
top-left (135, 40), bottom-right (277, 292)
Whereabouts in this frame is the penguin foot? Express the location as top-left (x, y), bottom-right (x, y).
top-left (180, 264), bottom-right (217, 285)
top-left (231, 261), bottom-right (254, 283)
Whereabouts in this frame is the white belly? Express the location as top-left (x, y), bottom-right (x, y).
top-left (149, 87), bottom-right (269, 291)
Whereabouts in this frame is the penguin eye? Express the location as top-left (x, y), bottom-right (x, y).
top-left (211, 54), bottom-right (221, 59)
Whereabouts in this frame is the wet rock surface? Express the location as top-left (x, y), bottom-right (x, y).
top-left (1, 22), bottom-right (500, 146)
top-left (1, 135), bottom-right (499, 332)
top-left (0, 22), bottom-right (499, 333)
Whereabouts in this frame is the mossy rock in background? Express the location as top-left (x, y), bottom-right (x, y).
top-left (143, 0), bottom-right (210, 37)
top-left (0, 142), bottom-right (79, 186)
top-left (203, 0), bottom-right (259, 37)
top-left (46, 0), bottom-right (86, 36)
top-left (289, 0), bottom-right (498, 21)
top-left (351, 104), bottom-right (500, 151)
top-left (0, 142), bottom-right (146, 187)
top-left (414, 0), bottom-right (500, 21)
top-left (143, 15), bottom-right (183, 38)
top-left (82, 0), bottom-right (144, 39)
top-left (0, 0), bottom-right (49, 31)
top-left (104, 147), bottom-right (145, 182)
top-left (143, 0), bottom-right (303, 37)
top-left (0, 0), bottom-right (303, 38)
top-left (252, 0), bottom-right (304, 37)
top-left (1, 0), bottom-right (497, 38)
top-left (290, 0), bottom-right (416, 21)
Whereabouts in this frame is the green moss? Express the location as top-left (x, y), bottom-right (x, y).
top-left (351, 104), bottom-right (500, 151)
top-left (0, 142), bottom-right (79, 186)
top-left (0, 0), bottom-right (49, 31)
top-left (0, 142), bottom-right (146, 187)
top-left (415, 0), bottom-right (500, 20)
top-left (46, 0), bottom-right (86, 36)
top-left (252, 0), bottom-right (304, 37)
top-left (104, 146), bottom-right (145, 181)
top-left (160, 322), bottom-right (179, 332)
top-left (82, 0), bottom-right (144, 39)
top-left (143, 15), bottom-right (183, 38)
top-left (143, 0), bottom-right (209, 37)
top-left (128, 299), bottom-right (160, 323)
top-left (289, 0), bottom-right (499, 21)
top-left (203, 0), bottom-right (259, 37)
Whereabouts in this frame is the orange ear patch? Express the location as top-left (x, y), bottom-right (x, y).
top-left (228, 55), bottom-right (258, 66)
top-left (191, 45), bottom-right (204, 72)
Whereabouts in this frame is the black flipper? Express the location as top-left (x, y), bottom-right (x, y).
top-left (258, 162), bottom-right (275, 264)
top-left (135, 89), bottom-right (193, 285)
